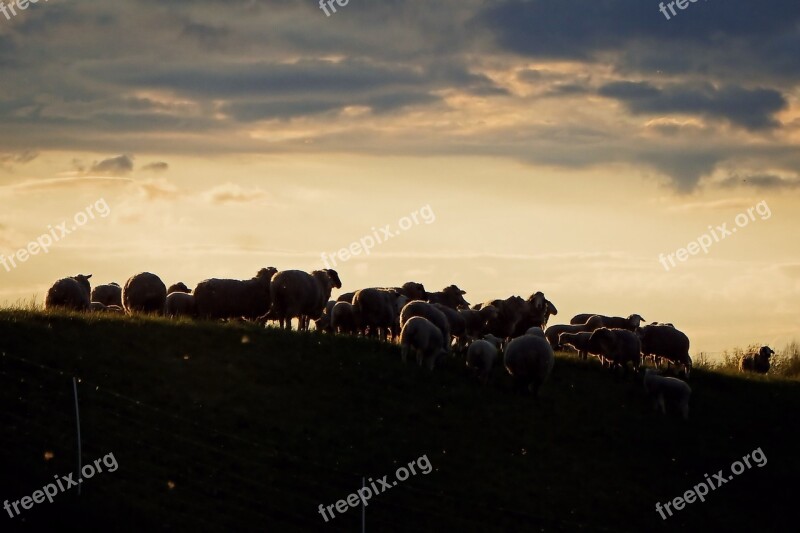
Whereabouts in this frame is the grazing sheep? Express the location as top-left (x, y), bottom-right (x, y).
top-left (433, 303), bottom-right (467, 350)
top-left (45, 274), bottom-right (93, 311)
top-left (503, 335), bottom-right (555, 396)
top-left (265, 269), bottom-right (342, 331)
top-left (643, 369), bottom-right (691, 420)
top-left (525, 327), bottom-right (546, 339)
top-left (460, 305), bottom-right (499, 340)
top-left (589, 328), bottom-right (641, 371)
top-left (314, 300), bottom-right (337, 333)
top-left (570, 313), bottom-right (644, 331)
top-left (399, 301), bottom-right (450, 351)
top-left (330, 301), bottom-right (358, 335)
top-left (167, 282), bottom-right (191, 294)
top-left (122, 272), bottom-right (167, 315)
top-left (544, 323), bottom-right (591, 350)
top-left (195, 267), bottom-right (277, 321)
top-left (740, 346), bottom-right (775, 374)
top-left (426, 285), bottom-right (470, 309)
top-left (400, 316), bottom-right (447, 370)
top-left (90, 282), bottom-right (121, 307)
top-left (352, 288), bottom-right (404, 340)
top-left (558, 331), bottom-right (594, 360)
top-left (466, 334), bottom-right (503, 383)
top-left (338, 282), bottom-right (424, 305)
top-left (638, 324), bottom-right (692, 375)
top-left (165, 292), bottom-right (197, 318)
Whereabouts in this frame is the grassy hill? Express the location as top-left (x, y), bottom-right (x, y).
top-left (1, 310), bottom-right (798, 532)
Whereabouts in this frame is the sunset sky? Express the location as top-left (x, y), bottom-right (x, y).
top-left (1, 0), bottom-right (799, 355)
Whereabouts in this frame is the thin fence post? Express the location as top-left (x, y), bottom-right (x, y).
top-left (362, 476), bottom-right (366, 533)
top-left (72, 376), bottom-right (82, 496)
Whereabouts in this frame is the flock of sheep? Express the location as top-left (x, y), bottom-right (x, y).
top-left (43, 270), bottom-right (777, 420)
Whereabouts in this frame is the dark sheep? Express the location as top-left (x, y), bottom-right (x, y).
top-left (740, 346), bottom-right (775, 374)
top-left (90, 282), bottom-right (121, 307)
top-left (265, 269), bottom-right (342, 331)
top-left (426, 285), bottom-right (470, 310)
top-left (122, 272), bottom-right (167, 314)
top-left (637, 324), bottom-right (692, 375)
top-left (195, 267), bottom-right (277, 321)
top-left (589, 327), bottom-right (642, 371)
top-left (45, 274), bottom-right (92, 311)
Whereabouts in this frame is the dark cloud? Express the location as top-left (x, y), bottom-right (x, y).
top-left (720, 174), bottom-right (800, 190)
top-left (79, 155), bottom-right (134, 176)
top-left (599, 82), bottom-right (787, 131)
top-left (142, 162), bottom-right (169, 173)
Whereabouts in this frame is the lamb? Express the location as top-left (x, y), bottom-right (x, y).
top-left (265, 269), bottom-right (342, 331)
top-left (45, 274), bottom-right (92, 311)
top-left (570, 313), bottom-right (644, 331)
top-left (426, 284), bottom-right (470, 309)
top-left (637, 324), bottom-right (692, 376)
top-left (330, 301), bottom-right (358, 335)
top-left (90, 282), bottom-right (122, 307)
top-left (503, 334), bottom-right (555, 396)
top-left (544, 323), bottom-right (591, 350)
top-left (195, 267), bottom-right (277, 321)
top-left (165, 292), bottom-right (197, 318)
top-left (400, 316), bottom-right (447, 370)
top-left (466, 334), bottom-right (503, 383)
top-left (558, 331), bottom-right (594, 360)
top-left (314, 300), bottom-right (337, 333)
top-left (588, 327), bottom-right (641, 371)
top-left (122, 272), bottom-right (167, 314)
top-left (167, 282), bottom-right (192, 294)
top-left (352, 288), bottom-right (404, 340)
top-left (399, 301), bottom-right (450, 351)
top-left (740, 346), bottom-right (775, 374)
top-left (643, 369), bottom-right (691, 420)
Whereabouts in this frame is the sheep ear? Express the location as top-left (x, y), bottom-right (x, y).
top-left (86, 274), bottom-right (93, 279)
top-left (460, 290), bottom-right (466, 294)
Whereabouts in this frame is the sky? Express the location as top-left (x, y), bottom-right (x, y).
top-left (1, 0), bottom-right (799, 355)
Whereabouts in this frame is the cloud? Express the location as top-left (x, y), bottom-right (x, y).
top-left (202, 183), bottom-right (268, 205)
top-left (138, 178), bottom-right (181, 201)
top-left (598, 81), bottom-right (788, 131)
top-left (666, 199), bottom-right (759, 212)
top-left (141, 161), bottom-right (169, 173)
top-left (0, 150), bottom-right (38, 169)
top-left (719, 173), bottom-right (800, 190)
top-left (0, 176), bottom-right (133, 193)
top-left (74, 154), bottom-right (134, 176)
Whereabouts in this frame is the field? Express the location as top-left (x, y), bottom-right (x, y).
top-left (1, 310), bottom-right (798, 532)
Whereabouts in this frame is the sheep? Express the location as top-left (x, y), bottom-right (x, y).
top-left (399, 301), bottom-right (450, 351)
top-left (478, 296), bottom-right (528, 339)
top-left (90, 282), bottom-right (121, 307)
top-left (558, 331), bottom-right (594, 360)
top-left (400, 316), bottom-right (447, 370)
top-left (588, 327), bottom-right (641, 371)
top-left (336, 291), bottom-right (356, 304)
top-left (167, 282), bottom-right (191, 294)
top-left (195, 267), bottom-right (277, 321)
top-left (511, 292), bottom-right (558, 335)
top-left (637, 324), bottom-right (692, 376)
top-left (330, 301), bottom-right (358, 335)
top-left (459, 305), bottom-right (497, 339)
top-left (351, 288), bottom-right (404, 340)
top-left (525, 327), bottom-right (546, 339)
top-left (432, 303), bottom-right (467, 351)
top-left (466, 334), bottom-right (503, 383)
top-left (45, 274), bottom-right (92, 311)
top-left (314, 300), bottom-right (337, 333)
top-left (503, 335), bottom-right (555, 396)
top-left (338, 282), bottom-right (425, 305)
top-left (740, 346), bottom-right (775, 374)
top-left (122, 272), bottom-right (167, 315)
top-left (426, 284), bottom-right (470, 309)
top-left (544, 323), bottom-right (591, 350)
top-left (570, 313), bottom-right (644, 331)
top-left (643, 369), bottom-right (691, 420)
top-left (265, 269), bottom-right (342, 331)
top-left (165, 292), bottom-right (197, 318)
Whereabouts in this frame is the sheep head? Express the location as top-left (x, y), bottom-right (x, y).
top-left (401, 281), bottom-right (426, 301)
top-left (627, 314), bottom-right (645, 329)
top-left (759, 346), bottom-right (775, 360)
top-left (256, 267), bottom-right (278, 280)
top-left (73, 274), bottom-right (93, 297)
top-left (323, 269), bottom-right (342, 289)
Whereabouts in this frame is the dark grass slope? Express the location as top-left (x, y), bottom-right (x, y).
top-left (1, 310), bottom-right (798, 532)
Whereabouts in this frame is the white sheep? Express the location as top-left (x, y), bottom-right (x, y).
top-left (122, 272), bottom-right (167, 315)
top-left (45, 274), bottom-right (92, 311)
top-left (504, 335), bottom-right (554, 396)
top-left (400, 316), bottom-right (447, 370)
top-left (466, 334), bottom-right (503, 383)
top-left (264, 269), bottom-right (342, 331)
top-left (643, 369), bottom-right (691, 420)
